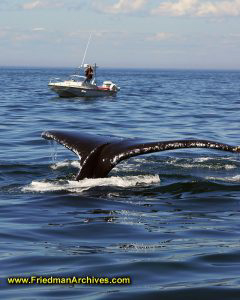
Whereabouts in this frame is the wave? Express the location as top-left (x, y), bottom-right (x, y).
top-left (206, 175), bottom-right (240, 183)
top-left (167, 156), bottom-right (237, 170)
top-left (22, 175), bottom-right (160, 193)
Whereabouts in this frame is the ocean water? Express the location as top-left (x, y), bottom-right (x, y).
top-left (0, 67), bottom-right (240, 299)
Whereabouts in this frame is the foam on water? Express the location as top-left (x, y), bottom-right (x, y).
top-left (168, 157), bottom-right (237, 170)
top-left (51, 158), bottom-right (151, 173)
top-left (174, 163), bottom-right (236, 170)
top-left (50, 160), bottom-right (80, 170)
top-left (22, 174), bottom-right (160, 193)
top-left (193, 157), bottom-right (213, 163)
top-left (206, 174), bottom-right (240, 183)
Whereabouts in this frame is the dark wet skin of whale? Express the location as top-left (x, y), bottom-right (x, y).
top-left (42, 130), bottom-right (240, 180)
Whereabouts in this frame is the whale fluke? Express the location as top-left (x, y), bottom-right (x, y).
top-left (42, 130), bottom-right (240, 180)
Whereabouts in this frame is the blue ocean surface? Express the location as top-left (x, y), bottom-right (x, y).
top-left (0, 67), bottom-right (240, 299)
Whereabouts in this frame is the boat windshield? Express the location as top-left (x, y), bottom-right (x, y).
top-left (69, 75), bottom-right (86, 82)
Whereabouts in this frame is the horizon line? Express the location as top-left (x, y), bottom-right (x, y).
top-left (1, 65), bottom-right (240, 72)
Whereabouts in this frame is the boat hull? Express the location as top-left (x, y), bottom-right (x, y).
top-left (49, 84), bottom-right (118, 98)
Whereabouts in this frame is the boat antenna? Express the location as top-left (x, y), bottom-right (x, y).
top-left (81, 32), bottom-right (92, 67)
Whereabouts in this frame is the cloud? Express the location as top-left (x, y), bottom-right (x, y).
top-left (22, 0), bottom-right (41, 9)
top-left (10, 0), bottom-right (240, 17)
top-left (92, 0), bottom-right (147, 14)
top-left (21, 0), bottom-right (64, 10)
top-left (147, 32), bottom-right (174, 41)
top-left (32, 27), bottom-right (46, 31)
top-left (0, 26), bottom-right (49, 43)
top-left (197, 0), bottom-right (240, 16)
top-left (151, 0), bottom-right (240, 17)
top-left (151, 0), bottom-right (197, 16)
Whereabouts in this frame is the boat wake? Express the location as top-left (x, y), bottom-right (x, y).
top-left (22, 174), bottom-right (160, 193)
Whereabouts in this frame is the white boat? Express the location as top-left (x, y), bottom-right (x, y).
top-left (48, 64), bottom-right (120, 98)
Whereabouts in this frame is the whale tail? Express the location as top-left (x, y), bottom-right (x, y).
top-left (42, 130), bottom-right (240, 180)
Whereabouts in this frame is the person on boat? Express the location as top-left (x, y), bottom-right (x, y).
top-left (84, 65), bottom-right (94, 82)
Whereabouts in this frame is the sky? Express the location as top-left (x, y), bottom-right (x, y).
top-left (1, 0), bottom-right (240, 69)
